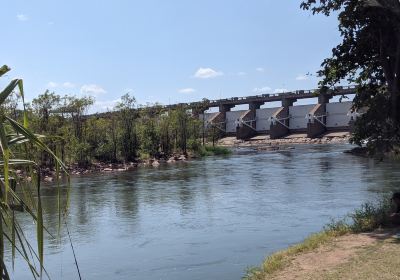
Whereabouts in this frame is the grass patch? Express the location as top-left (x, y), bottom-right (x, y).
top-left (243, 229), bottom-right (350, 280)
top-left (321, 240), bottom-right (400, 280)
top-left (243, 195), bottom-right (395, 280)
top-left (196, 145), bottom-right (231, 157)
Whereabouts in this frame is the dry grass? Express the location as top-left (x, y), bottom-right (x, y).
top-left (322, 236), bottom-right (400, 280)
top-left (244, 229), bottom-right (400, 280)
top-left (243, 197), bottom-right (397, 280)
top-left (243, 229), bottom-right (350, 280)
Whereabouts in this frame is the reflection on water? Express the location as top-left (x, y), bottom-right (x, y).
top-left (9, 144), bottom-right (400, 280)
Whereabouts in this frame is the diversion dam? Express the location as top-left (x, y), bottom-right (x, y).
top-left (194, 86), bottom-right (357, 140)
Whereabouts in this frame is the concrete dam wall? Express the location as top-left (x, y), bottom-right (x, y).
top-left (201, 101), bottom-right (355, 139)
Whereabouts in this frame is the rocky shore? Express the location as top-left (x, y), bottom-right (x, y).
top-left (217, 132), bottom-right (350, 148)
top-left (36, 154), bottom-right (191, 182)
top-left (39, 132), bottom-right (350, 182)
top-left (69, 154), bottom-right (189, 174)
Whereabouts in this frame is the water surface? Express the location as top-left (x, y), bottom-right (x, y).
top-left (10, 144), bottom-right (400, 279)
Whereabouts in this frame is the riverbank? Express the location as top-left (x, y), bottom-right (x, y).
top-left (40, 145), bottom-right (231, 181)
top-left (245, 228), bottom-right (400, 280)
top-left (218, 132), bottom-right (350, 149)
top-left (243, 197), bottom-right (398, 280)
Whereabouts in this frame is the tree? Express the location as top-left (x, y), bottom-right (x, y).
top-left (193, 98), bottom-right (210, 146)
top-left (301, 0), bottom-right (400, 154)
top-left (32, 90), bottom-right (60, 133)
top-left (170, 106), bottom-right (189, 154)
top-left (62, 96), bottom-right (94, 166)
top-left (115, 93), bottom-right (139, 161)
top-left (32, 91), bottom-right (62, 166)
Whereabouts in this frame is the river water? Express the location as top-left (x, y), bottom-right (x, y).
top-left (9, 144), bottom-right (400, 279)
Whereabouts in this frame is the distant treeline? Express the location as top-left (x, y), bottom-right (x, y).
top-left (3, 90), bottom-right (223, 167)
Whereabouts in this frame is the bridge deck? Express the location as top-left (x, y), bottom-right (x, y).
top-left (167, 86), bottom-right (356, 110)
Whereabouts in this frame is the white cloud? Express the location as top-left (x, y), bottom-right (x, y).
top-left (296, 74), bottom-right (309, 81)
top-left (46, 81), bottom-right (77, 89)
top-left (80, 84), bottom-right (107, 95)
top-left (253, 86), bottom-right (272, 94)
top-left (62, 82), bottom-right (76, 88)
top-left (194, 67), bottom-right (223, 79)
top-left (91, 99), bottom-right (121, 113)
top-left (179, 88), bottom-right (196, 94)
top-left (17, 14), bottom-right (28, 21)
top-left (256, 67), bottom-right (265, 72)
top-left (274, 88), bottom-right (288, 94)
top-left (237, 72), bottom-right (247, 76)
top-left (47, 82), bottom-right (58, 88)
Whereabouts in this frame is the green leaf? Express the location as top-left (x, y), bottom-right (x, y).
top-left (0, 65), bottom-right (10, 78)
top-left (0, 79), bottom-right (20, 107)
top-left (5, 116), bottom-right (69, 173)
top-left (17, 79), bottom-right (28, 128)
top-left (36, 172), bottom-right (43, 276)
top-left (8, 134), bottom-right (45, 146)
top-left (0, 123), bottom-right (10, 203)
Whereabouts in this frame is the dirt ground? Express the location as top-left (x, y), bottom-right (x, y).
top-left (269, 228), bottom-right (400, 280)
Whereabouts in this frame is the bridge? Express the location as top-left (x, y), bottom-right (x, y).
top-left (85, 85), bottom-right (358, 140)
top-left (189, 85), bottom-right (357, 140)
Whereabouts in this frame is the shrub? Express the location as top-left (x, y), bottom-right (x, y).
top-left (196, 145), bottom-right (231, 157)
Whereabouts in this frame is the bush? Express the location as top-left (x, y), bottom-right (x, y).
top-left (349, 196), bottom-right (392, 232)
top-left (187, 138), bottom-right (202, 152)
top-left (197, 145), bottom-right (231, 157)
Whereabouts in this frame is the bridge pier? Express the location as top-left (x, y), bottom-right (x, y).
top-left (307, 93), bottom-right (332, 138)
top-left (236, 102), bottom-right (264, 140)
top-left (218, 104), bottom-right (235, 133)
top-left (270, 98), bottom-right (295, 139)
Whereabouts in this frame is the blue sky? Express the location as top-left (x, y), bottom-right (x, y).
top-left (2, 0), bottom-right (342, 112)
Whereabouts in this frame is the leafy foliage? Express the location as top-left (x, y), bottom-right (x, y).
top-left (25, 91), bottom-right (207, 167)
top-left (301, 0), bottom-right (400, 155)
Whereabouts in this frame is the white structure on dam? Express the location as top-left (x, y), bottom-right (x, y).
top-left (196, 86), bottom-right (357, 140)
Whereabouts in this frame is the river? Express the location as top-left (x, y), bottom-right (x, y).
top-left (9, 144), bottom-right (400, 279)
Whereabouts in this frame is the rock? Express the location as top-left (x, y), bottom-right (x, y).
top-left (126, 166), bottom-right (136, 171)
top-left (178, 155), bottom-right (187, 161)
top-left (167, 157), bottom-right (175, 163)
top-left (103, 168), bottom-right (113, 172)
top-left (152, 160), bottom-right (160, 167)
top-left (44, 176), bottom-right (53, 183)
top-left (117, 168), bottom-right (126, 172)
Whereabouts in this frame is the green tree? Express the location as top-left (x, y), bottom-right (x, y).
top-left (301, 0), bottom-right (400, 154)
top-left (62, 96), bottom-right (94, 166)
top-left (116, 93), bottom-right (139, 161)
top-left (31, 91), bottom-right (62, 166)
top-left (32, 90), bottom-right (60, 133)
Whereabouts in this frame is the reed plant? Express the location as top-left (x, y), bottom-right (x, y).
top-left (0, 65), bottom-right (69, 279)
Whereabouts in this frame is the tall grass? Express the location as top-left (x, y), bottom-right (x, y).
top-left (0, 65), bottom-right (69, 279)
top-left (243, 195), bottom-right (395, 280)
